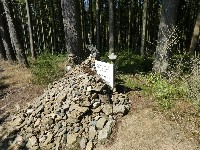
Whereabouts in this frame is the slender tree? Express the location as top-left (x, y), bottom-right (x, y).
top-left (0, 34), bottom-right (6, 60)
top-left (0, 2), bottom-right (15, 61)
top-left (109, 0), bottom-right (114, 54)
top-left (189, 1), bottom-right (200, 54)
top-left (96, 0), bottom-right (100, 54)
top-left (1, 0), bottom-right (29, 67)
top-left (61, 0), bottom-right (83, 64)
top-left (25, 0), bottom-right (36, 59)
top-left (153, 0), bottom-right (180, 74)
top-left (89, 0), bottom-right (94, 45)
top-left (140, 0), bottom-right (147, 56)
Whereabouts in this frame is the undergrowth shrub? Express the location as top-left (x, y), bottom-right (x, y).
top-left (144, 73), bottom-right (186, 109)
top-left (101, 51), bottom-right (153, 74)
top-left (185, 57), bottom-right (200, 108)
top-left (30, 53), bottom-right (66, 85)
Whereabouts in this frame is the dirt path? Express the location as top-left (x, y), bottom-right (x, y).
top-left (95, 92), bottom-right (199, 150)
top-left (0, 61), bottom-right (43, 116)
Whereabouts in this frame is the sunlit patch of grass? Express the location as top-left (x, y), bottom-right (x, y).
top-left (29, 53), bottom-right (66, 85)
top-left (119, 73), bottom-right (187, 110)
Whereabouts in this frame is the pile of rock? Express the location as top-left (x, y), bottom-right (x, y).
top-left (1, 56), bottom-right (130, 150)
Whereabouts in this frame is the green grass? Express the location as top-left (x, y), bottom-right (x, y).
top-left (29, 53), bottom-right (66, 85)
top-left (119, 73), bottom-right (187, 110)
top-left (101, 51), bottom-right (153, 74)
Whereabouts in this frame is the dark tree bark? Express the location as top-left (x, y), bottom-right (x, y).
top-left (0, 34), bottom-right (6, 60)
top-left (109, 0), bottom-right (114, 54)
top-left (50, 0), bottom-right (57, 54)
top-left (89, 0), bottom-right (94, 45)
top-left (153, 0), bottom-right (180, 74)
top-left (25, 0), bottom-right (36, 59)
top-left (80, 0), bottom-right (86, 52)
top-left (61, 0), bottom-right (83, 64)
top-left (1, 0), bottom-right (29, 67)
top-left (0, 2), bottom-right (15, 61)
top-left (189, 1), bottom-right (200, 54)
top-left (140, 0), bottom-right (147, 56)
top-left (96, 0), bottom-right (100, 54)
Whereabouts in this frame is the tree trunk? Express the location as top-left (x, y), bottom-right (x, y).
top-left (109, 0), bottom-right (114, 54)
top-left (140, 0), bottom-right (147, 56)
top-left (128, 1), bottom-right (132, 52)
top-left (89, 0), bottom-right (94, 45)
top-left (1, 0), bottom-right (29, 67)
top-left (153, 0), bottom-right (180, 74)
top-left (50, 0), bottom-right (57, 54)
top-left (0, 2), bottom-right (15, 61)
top-left (61, 0), bottom-right (82, 64)
top-left (0, 34), bottom-right (6, 60)
top-left (117, 0), bottom-right (121, 50)
top-left (80, 0), bottom-right (86, 52)
top-left (25, 0), bottom-right (36, 59)
top-left (96, 0), bottom-right (100, 55)
top-left (189, 1), bottom-right (200, 54)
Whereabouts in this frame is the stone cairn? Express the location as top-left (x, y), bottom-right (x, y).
top-left (1, 56), bottom-right (130, 150)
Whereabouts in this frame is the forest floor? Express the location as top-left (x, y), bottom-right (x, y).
top-left (0, 61), bottom-right (43, 117)
top-left (0, 61), bottom-right (200, 150)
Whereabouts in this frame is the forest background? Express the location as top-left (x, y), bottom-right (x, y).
top-left (0, 0), bottom-right (200, 111)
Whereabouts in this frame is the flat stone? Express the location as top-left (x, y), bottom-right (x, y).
top-left (13, 135), bottom-right (23, 145)
top-left (27, 136), bottom-right (37, 148)
top-left (113, 105), bottom-right (128, 115)
top-left (44, 132), bottom-right (53, 144)
top-left (58, 128), bottom-right (67, 136)
top-left (13, 116), bottom-right (23, 126)
top-left (89, 126), bottom-right (96, 140)
top-left (81, 98), bottom-right (91, 107)
top-left (102, 104), bottom-right (113, 115)
top-left (87, 86), bottom-right (92, 92)
top-left (93, 107), bottom-right (102, 113)
top-left (26, 109), bottom-right (34, 114)
top-left (34, 118), bottom-right (41, 127)
top-left (34, 105), bottom-right (44, 115)
top-left (67, 133), bottom-right (78, 145)
top-left (86, 140), bottom-right (93, 150)
top-left (98, 119), bottom-right (115, 143)
top-left (93, 101), bottom-right (101, 109)
top-left (80, 137), bottom-right (87, 149)
top-left (96, 117), bottom-right (107, 129)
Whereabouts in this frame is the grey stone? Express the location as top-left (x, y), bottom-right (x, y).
top-left (13, 135), bottom-right (23, 145)
top-left (96, 117), bottom-right (107, 129)
top-left (67, 133), bottom-right (78, 145)
top-left (34, 105), bottom-right (44, 115)
top-left (58, 128), bottom-right (67, 136)
top-left (27, 136), bottom-right (37, 148)
top-left (98, 119), bottom-right (115, 143)
top-left (80, 137), bottom-right (87, 149)
top-left (93, 101), bottom-right (101, 109)
top-left (44, 132), bottom-right (53, 144)
top-left (102, 104), bottom-right (113, 115)
top-left (86, 140), bottom-right (93, 150)
top-left (89, 126), bottom-right (96, 140)
top-left (34, 118), bottom-right (41, 127)
top-left (113, 105), bottom-right (128, 115)
top-left (13, 116), bottom-right (23, 126)
top-left (87, 86), bottom-right (92, 92)
top-left (26, 109), bottom-right (34, 114)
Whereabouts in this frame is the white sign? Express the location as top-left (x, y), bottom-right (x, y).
top-left (95, 60), bottom-right (114, 88)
